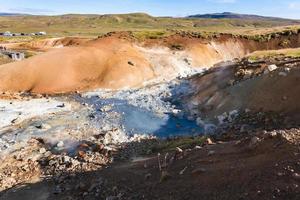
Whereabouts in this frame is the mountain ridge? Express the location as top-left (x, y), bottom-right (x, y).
top-left (188, 12), bottom-right (298, 21)
top-left (0, 12), bottom-right (30, 16)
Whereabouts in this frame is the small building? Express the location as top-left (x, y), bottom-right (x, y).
top-left (3, 31), bottom-right (12, 36)
top-left (0, 31), bottom-right (47, 37)
top-left (37, 31), bottom-right (47, 35)
top-left (12, 33), bottom-right (21, 36)
top-left (10, 52), bottom-right (25, 61)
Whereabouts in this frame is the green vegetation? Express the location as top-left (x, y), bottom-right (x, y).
top-left (0, 35), bottom-right (52, 43)
top-left (0, 13), bottom-right (299, 37)
top-left (153, 136), bottom-right (207, 153)
top-left (248, 48), bottom-right (300, 61)
top-left (117, 136), bottom-right (208, 160)
top-left (279, 39), bottom-right (291, 47)
top-left (0, 36), bottom-right (33, 43)
top-left (285, 50), bottom-right (300, 57)
top-left (0, 54), bottom-right (11, 65)
top-left (132, 30), bottom-right (169, 40)
top-left (240, 28), bottom-right (300, 42)
top-left (170, 44), bottom-right (184, 50)
top-left (23, 50), bottom-right (39, 58)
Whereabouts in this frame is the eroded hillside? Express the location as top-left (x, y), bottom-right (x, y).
top-left (1, 30), bottom-right (300, 94)
top-left (0, 29), bottom-right (300, 200)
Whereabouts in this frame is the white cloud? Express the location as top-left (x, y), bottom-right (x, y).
top-left (8, 7), bottom-right (53, 14)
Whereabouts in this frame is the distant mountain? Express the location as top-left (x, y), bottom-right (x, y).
top-left (0, 12), bottom-right (29, 16)
top-left (188, 12), bottom-right (295, 21)
top-left (1, 12), bottom-right (299, 35)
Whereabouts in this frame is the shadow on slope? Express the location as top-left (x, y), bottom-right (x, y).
top-left (1, 127), bottom-right (299, 200)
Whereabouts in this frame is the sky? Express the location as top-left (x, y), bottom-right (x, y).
top-left (1, 0), bottom-right (300, 19)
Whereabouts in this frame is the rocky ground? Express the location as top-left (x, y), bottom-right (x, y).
top-left (0, 56), bottom-right (300, 200)
top-left (0, 70), bottom-right (203, 196)
top-left (184, 56), bottom-right (300, 126)
top-left (0, 128), bottom-right (299, 200)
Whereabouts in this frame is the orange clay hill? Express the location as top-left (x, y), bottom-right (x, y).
top-left (1, 37), bottom-right (92, 51)
top-left (0, 35), bottom-right (155, 94)
top-left (1, 31), bottom-right (300, 94)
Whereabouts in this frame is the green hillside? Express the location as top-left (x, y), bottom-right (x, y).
top-left (0, 13), bottom-right (299, 36)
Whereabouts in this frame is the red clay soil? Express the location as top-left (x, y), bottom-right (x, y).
top-left (21, 37), bottom-right (92, 51)
top-left (0, 36), bottom-right (155, 93)
top-left (0, 32), bottom-right (300, 94)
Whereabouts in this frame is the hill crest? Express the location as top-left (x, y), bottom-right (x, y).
top-left (188, 12), bottom-right (297, 21)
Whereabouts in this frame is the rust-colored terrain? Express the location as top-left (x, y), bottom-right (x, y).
top-left (1, 30), bottom-right (300, 94)
top-left (0, 27), bottom-right (300, 200)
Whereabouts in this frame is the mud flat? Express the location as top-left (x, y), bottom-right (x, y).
top-left (0, 69), bottom-right (208, 196)
top-left (83, 82), bottom-right (203, 135)
top-left (0, 67), bottom-right (205, 159)
top-left (0, 98), bottom-right (71, 129)
top-left (0, 98), bottom-right (72, 152)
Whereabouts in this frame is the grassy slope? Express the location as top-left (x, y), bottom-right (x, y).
top-left (0, 54), bottom-right (12, 65)
top-left (248, 48), bottom-right (300, 61)
top-left (0, 13), bottom-right (300, 37)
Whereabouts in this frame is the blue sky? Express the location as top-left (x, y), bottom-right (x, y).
top-left (0, 0), bottom-right (300, 19)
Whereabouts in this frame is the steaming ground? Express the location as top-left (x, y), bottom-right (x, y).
top-left (2, 31), bottom-right (289, 94)
top-left (81, 78), bottom-right (203, 137)
top-left (1, 51), bottom-right (300, 200)
top-left (0, 68), bottom-right (205, 156)
top-left (2, 32), bottom-right (300, 199)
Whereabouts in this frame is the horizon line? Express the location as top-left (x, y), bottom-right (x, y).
top-left (0, 11), bottom-right (299, 20)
